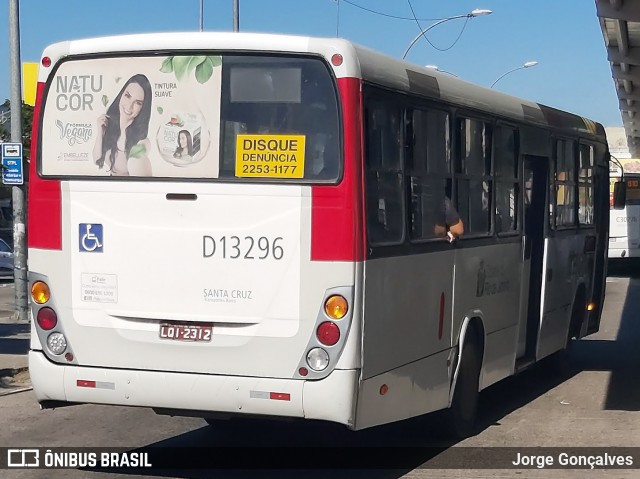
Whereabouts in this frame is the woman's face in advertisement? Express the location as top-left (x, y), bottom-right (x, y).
top-left (119, 82), bottom-right (145, 122)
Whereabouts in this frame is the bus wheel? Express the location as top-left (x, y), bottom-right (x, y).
top-left (567, 291), bottom-right (586, 346)
top-left (443, 334), bottom-right (481, 439)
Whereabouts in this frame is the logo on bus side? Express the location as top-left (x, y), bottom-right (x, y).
top-left (79, 224), bottom-right (103, 253)
top-left (203, 288), bottom-right (253, 303)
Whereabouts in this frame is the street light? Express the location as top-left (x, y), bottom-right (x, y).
top-left (402, 9), bottom-right (492, 60)
top-left (490, 61), bottom-right (539, 88)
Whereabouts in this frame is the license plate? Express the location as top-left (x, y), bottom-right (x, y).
top-left (159, 323), bottom-right (212, 342)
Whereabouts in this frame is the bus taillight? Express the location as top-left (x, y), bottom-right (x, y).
top-left (47, 332), bottom-right (67, 355)
top-left (36, 307), bottom-right (57, 330)
top-left (324, 295), bottom-right (348, 319)
top-left (31, 281), bottom-right (51, 304)
top-left (317, 321), bottom-right (340, 346)
top-left (306, 348), bottom-right (330, 371)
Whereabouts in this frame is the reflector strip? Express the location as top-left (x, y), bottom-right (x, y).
top-left (250, 390), bottom-right (291, 401)
top-left (76, 380), bottom-right (115, 390)
top-left (269, 392), bottom-right (291, 401)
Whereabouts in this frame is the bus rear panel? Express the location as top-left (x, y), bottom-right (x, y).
top-left (28, 35), bottom-right (364, 427)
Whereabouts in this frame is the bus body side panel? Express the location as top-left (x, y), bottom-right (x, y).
top-left (354, 242), bottom-right (521, 429)
top-left (537, 230), bottom-right (595, 359)
top-left (355, 252), bottom-right (454, 429)
top-left (451, 243), bottom-right (522, 389)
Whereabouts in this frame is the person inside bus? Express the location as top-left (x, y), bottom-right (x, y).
top-left (93, 74), bottom-right (153, 176)
top-left (434, 195), bottom-right (464, 242)
top-left (173, 130), bottom-right (194, 161)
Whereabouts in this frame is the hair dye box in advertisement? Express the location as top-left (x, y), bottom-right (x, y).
top-left (158, 112), bottom-right (202, 165)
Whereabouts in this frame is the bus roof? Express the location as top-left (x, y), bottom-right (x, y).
top-left (41, 31), bottom-right (604, 141)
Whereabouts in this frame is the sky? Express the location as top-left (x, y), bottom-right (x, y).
top-left (0, 0), bottom-right (622, 127)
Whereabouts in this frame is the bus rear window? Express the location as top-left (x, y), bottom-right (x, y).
top-left (39, 54), bottom-right (341, 182)
top-left (219, 56), bottom-right (340, 181)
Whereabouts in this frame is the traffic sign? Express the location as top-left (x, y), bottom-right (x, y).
top-left (1, 142), bottom-right (23, 185)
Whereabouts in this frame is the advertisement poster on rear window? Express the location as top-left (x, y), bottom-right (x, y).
top-left (41, 55), bottom-right (221, 178)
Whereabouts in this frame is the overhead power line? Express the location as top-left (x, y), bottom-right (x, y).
top-left (341, 0), bottom-right (442, 21)
top-left (406, 0), bottom-right (471, 52)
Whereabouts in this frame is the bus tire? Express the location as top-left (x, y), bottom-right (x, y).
top-left (443, 332), bottom-right (481, 439)
top-left (567, 288), bottom-right (586, 344)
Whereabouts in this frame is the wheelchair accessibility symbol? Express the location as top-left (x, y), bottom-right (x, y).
top-left (79, 223), bottom-right (103, 252)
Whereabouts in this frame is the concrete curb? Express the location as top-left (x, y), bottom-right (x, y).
top-left (0, 386), bottom-right (32, 397)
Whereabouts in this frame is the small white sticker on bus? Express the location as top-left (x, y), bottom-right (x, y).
top-left (81, 273), bottom-right (118, 303)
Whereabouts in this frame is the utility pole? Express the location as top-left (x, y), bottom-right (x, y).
top-left (8, 0), bottom-right (28, 322)
top-left (199, 0), bottom-right (203, 31)
top-left (233, 0), bottom-right (239, 32)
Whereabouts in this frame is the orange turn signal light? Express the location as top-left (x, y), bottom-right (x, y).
top-left (31, 281), bottom-right (51, 304)
top-left (324, 295), bottom-right (348, 320)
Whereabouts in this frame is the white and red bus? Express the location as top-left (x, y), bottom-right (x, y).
top-left (609, 170), bottom-right (640, 259)
top-left (28, 32), bottom-right (610, 436)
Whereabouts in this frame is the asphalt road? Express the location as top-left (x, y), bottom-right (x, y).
top-left (0, 261), bottom-right (638, 478)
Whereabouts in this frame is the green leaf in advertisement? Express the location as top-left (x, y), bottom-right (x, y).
top-left (172, 56), bottom-right (191, 81)
top-left (208, 55), bottom-right (222, 67)
top-left (129, 143), bottom-right (147, 159)
top-left (157, 106), bottom-right (164, 115)
top-left (195, 57), bottom-right (216, 84)
top-left (160, 57), bottom-right (174, 73)
top-left (187, 56), bottom-right (208, 74)
top-left (101, 95), bottom-right (109, 107)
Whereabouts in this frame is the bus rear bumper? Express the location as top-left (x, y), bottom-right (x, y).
top-left (29, 350), bottom-right (358, 427)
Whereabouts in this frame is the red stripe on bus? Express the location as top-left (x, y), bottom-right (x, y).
top-left (269, 392), bottom-right (291, 401)
top-left (438, 292), bottom-right (445, 340)
top-left (311, 77), bottom-right (365, 262)
top-left (28, 81), bottom-right (62, 250)
top-left (77, 380), bottom-right (96, 388)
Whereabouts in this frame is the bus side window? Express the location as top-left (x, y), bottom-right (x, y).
top-left (457, 118), bottom-right (492, 235)
top-left (494, 126), bottom-right (518, 234)
top-left (364, 100), bottom-right (404, 245)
